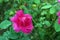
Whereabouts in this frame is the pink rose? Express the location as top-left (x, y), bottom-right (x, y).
top-left (10, 10), bottom-right (33, 34)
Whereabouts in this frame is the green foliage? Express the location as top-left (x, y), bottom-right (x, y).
top-left (44, 20), bottom-right (51, 27)
top-left (3, 31), bottom-right (18, 39)
top-left (35, 23), bottom-right (43, 27)
top-left (41, 11), bottom-right (47, 15)
top-left (33, 0), bottom-right (40, 5)
top-left (50, 7), bottom-right (56, 14)
top-left (0, 20), bottom-right (11, 29)
top-left (0, 36), bottom-right (8, 40)
top-left (54, 19), bottom-right (60, 32)
top-left (0, 0), bottom-right (3, 3)
top-left (41, 4), bottom-right (52, 9)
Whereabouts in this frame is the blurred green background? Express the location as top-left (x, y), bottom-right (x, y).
top-left (0, 0), bottom-right (60, 40)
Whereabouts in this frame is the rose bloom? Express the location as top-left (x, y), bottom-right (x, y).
top-left (10, 10), bottom-right (34, 34)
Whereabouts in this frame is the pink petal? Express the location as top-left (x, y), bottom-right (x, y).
top-left (13, 23), bottom-right (20, 32)
top-left (16, 10), bottom-right (24, 17)
top-left (21, 24), bottom-right (33, 34)
top-left (10, 15), bottom-right (18, 22)
top-left (24, 14), bottom-right (32, 19)
top-left (24, 14), bottom-right (32, 26)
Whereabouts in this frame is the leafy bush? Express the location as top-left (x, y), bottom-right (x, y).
top-left (0, 0), bottom-right (60, 40)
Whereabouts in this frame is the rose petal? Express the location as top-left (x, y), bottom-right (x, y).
top-left (16, 10), bottom-right (24, 17)
top-left (24, 14), bottom-right (32, 26)
top-left (10, 15), bottom-right (18, 22)
top-left (24, 14), bottom-right (32, 19)
top-left (21, 24), bottom-right (33, 34)
top-left (13, 23), bottom-right (20, 32)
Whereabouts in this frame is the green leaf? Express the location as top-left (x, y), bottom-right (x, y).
top-left (32, 12), bottom-right (37, 18)
top-left (50, 7), bottom-right (56, 14)
top-left (21, 37), bottom-right (30, 40)
top-left (18, 33), bottom-right (31, 40)
top-left (0, 20), bottom-right (11, 29)
top-left (0, 0), bottom-right (3, 3)
top-left (39, 17), bottom-right (45, 21)
top-left (21, 34), bottom-right (30, 40)
top-left (24, 9), bottom-right (29, 13)
top-left (13, 3), bottom-right (18, 8)
top-left (4, 9), bottom-right (15, 19)
top-left (16, 0), bottom-right (20, 4)
top-left (35, 23), bottom-right (42, 27)
top-left (39, 28), bottom-right (46, 40)
top-left (0, 36), bottom-right (8, 40)
top-left (41, 4), bottom-right (52, 9)
top-left (54, 19), bottom-right (60, 32)
top-left (3, 0), bottom-right (9, 2)
top-left (33, 0), bottom-right (40, 4)
top-left (55, 0), bottom-right (58, 3)
top-left (44, 21), bottom-right (51, 27)
top-left (41, 11), bottom-right (47, 15)
top-left (3, 31), bottom-right (18, 39)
